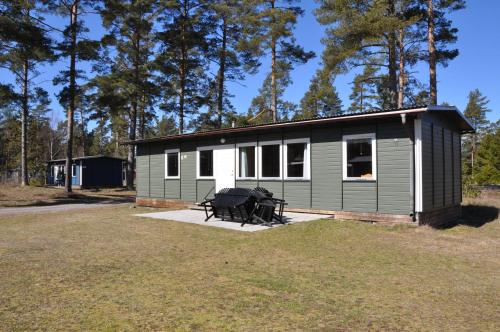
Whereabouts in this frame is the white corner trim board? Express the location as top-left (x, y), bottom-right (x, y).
top-left (414, 119), bottom-right (423, 212)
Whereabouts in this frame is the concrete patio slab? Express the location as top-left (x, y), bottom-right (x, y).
top-left (135, 209), bottom-right (331, 232)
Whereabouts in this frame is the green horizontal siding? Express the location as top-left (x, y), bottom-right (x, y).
top-left (343, 181), bottom-right (377, 212)
top-left (180, 142), bottom-right (196, 202)
top-left (377, 122), bottom-right (412, 214)
top-left (196, 180), bottom-right (215, 203)
top-left (284, 181), bottom-right (311, 209)
top-left (311, 127), bottom-right (342, 211)
top-left (165, 180), bottom-right (180, 199)
top-left (136, 145), bottom-right (149, 197)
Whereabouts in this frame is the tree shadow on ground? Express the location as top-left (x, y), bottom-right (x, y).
top-left (1, 195), bottom-right (134, 208)
top-left (436, 204), bottom-right (499, 229)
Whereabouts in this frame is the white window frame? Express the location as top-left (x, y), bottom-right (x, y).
top-left (196, 146), bottom-right (216, 179)
top-left (236, 142), bottom-right (258, 180)
top-left (284, 138), bottom-right (310, 180)
top-left (258, 140), bottom-right (283, 180)
top-left (342, 133), bottom-right (377, 181)
top-left (71, 164), bottom-right (76, 177)
top-left (164, 148), bottom-right (180, 179)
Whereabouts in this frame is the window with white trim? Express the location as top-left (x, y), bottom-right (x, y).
top-left (259, 141), bottom-right (282, 179)
top-left (237, 143), bottom-right (256, 179)
top-left (165, 149), bottom-right (180, 178)
top-left (284, 138), bottom-right (310, 179)
top-left (71, 164), bottom-right (76, 177)
top-left (343, 133), bottom-right (376, 180)
top-left (198, 148), bottom-right (214, 178)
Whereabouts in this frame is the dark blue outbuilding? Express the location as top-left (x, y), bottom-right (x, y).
top-left (46, 155), bottom-right (126, 188)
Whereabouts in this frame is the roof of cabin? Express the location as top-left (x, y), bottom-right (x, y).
top-left (47, 155), bottom-right (126, 163)
top-left (124, 105), bottom-right (475, 145)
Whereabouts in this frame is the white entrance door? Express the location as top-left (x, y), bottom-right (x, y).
top-left (214, 146), bottom-right (235, 192)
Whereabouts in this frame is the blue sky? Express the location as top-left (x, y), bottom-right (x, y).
top-left (2, 0), bottom-right (499, 127)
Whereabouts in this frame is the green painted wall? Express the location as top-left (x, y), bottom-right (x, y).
top-left (135, 118), bottom-right (424, 215)
top-left (421, 113), bottom-right (463, 212)
top-left (136, 144), bottom-right (149, 197)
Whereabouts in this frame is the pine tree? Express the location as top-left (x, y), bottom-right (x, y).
top-left (156, 0), bottom-right (211, 134)
top-left (248, 60), bottom-right (297, 123)
top-left (241, 0), bottom-right (314, 122)
top-left (0, 0), bottom-right (55, 185)
top-left (51, 0), bottom-right (99, 192)
top-left (463, 89), bottom-right (491, 176)
top-left (205, 0), bottom-right (259, 128)
top-left (473, 121), bottom-right (500, 185)
top-left (424, 0), bottom-right (465, 104)
top-left (298, 70), bottom-right (342, 118)
top-left (97, 0), bottom-right (158, 189)
top-left (316, 0), bottom-right (404, 108)
top-left (348, 66), bottom-right (381, 113)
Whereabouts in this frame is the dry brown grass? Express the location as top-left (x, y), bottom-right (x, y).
top-left (0, 197), bottom-right (498, 331)
top-left (0, 185), bottom-right (135, 207)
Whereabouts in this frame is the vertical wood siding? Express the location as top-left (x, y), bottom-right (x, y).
top-left (421, 121), bottom-right (434, 211)
top-left (443, 129), bottom-right (453, 206)
top-left (453, 133), bottom-right (462, 204)
top-left (433, 126), bottom-right (444, 207)
top-left (421, 113), bottom-right (463, 212)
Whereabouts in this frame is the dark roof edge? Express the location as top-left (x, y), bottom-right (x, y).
top-left (124, 106), bottom-right (430, 145)
top-left (47, 155), bottom-right (126, 163)
top-left (427, 105), bottom-right (475, 132)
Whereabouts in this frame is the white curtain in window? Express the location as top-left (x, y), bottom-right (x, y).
top-left (240, 148), bottom-right (248, 177)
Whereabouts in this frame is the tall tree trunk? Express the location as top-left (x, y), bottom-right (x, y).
top-left (80, 108), bottom-right (85, 156)
top-left (387, 1), bottom-right (398, 108)
top-left (270, 0), bottom-right (277, 123)
top-left (428, 0), bottom-right (437, 105)
top-left (65, 1), bottom-right (78, 193)
top-left (397, 28), bottom-right (406, 108)
top-left (179, 60), bottom-right (185, 134)
top-left (21, 59), bottom-right (29, 186)
top-left (216, 17), bottom-right (227, 129)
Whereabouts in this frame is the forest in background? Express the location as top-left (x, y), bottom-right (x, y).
top-left (0, 0), bottom-right (498, 190)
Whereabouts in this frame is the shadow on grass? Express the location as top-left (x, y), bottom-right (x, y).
top-left (1, 195), bottom-right (134, 208)
top-left (437, 204), bottom-right (499, 229)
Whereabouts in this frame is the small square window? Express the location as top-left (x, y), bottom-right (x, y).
top-left (238, 146), bottom-right (256, 178)
top-left (343, 134), bottom-right (376, 180)
top-left (165, 150), bottom-right (180, 178)
top-left (199, 149), bottom-right (213, 177)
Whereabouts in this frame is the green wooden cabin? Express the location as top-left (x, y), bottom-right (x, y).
top-left (129, 106), bottom-right (474, 225)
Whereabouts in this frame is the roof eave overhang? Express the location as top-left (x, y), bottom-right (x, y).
top-left (124, 107), bottom-right (428, 145)
top-left (427, 105), bottom-right (476, 133)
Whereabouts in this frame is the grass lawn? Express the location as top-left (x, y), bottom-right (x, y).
top-left (0, 197), bottom-right (498, 330)
top-left (0, 185), bottom-right (135, 207)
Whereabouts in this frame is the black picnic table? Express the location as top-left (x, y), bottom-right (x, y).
top-left (200, 187), bottom-right (287, 227)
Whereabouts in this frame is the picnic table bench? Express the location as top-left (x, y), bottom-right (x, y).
top-left (200, 187), bottom-right (287, 227)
